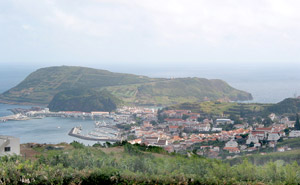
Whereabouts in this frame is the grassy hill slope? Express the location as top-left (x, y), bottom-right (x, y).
top-left (267, 98), bottom-right (300, 114)
top-left (106, 78), bottom-right (252, 105)
top-left (168, 101), bottom-right (268, 116)
top-left (229, 148), bottom-right (300, 166)
top-left (0, 66), bottom-right (157, 104)
top-left (0, 66), bottom-right (252, 105)
top-left (167, 98), bottom-right (300, 118)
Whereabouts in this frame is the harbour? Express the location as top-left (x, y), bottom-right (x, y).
top-left (0, 104), bottom-right (127, 145)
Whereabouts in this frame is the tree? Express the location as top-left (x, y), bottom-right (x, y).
top-left (157, 112), bottom-right (167, 123)
top-left (70, 141), bottom-right (85, 149)
top-left (262, 117), bottom-right (273, 127)
top-left (150, 120), bottom-right (157, 125)
top-left (197, 117), bottom-right (205, 122)
top-left (229, 114), bottom-right (242, 124)
top-left (295, 114), bottom-right (300, 130)
top-left (284, 128), bottom-right (290, 135)
top-left (182, 114), bottom-right (189, 120)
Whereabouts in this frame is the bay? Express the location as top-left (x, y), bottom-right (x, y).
top-left (0, 104), bottom-right (100, 145)
top-left (1, 64), bottom-right (300, 144)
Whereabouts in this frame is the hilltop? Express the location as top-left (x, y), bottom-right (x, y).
top-left (267, 98), bottom-right (300, 114)
top-left (0, 66), bottom-right (252, 106)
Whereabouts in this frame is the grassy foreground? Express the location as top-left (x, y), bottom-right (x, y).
top-left (1, 142), bottom-right (300, 185)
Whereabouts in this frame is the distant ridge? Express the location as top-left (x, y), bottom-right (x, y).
top-left (0, 66), bottom-right (252, 106)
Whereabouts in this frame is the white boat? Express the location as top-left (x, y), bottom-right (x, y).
top-left (95, 121), bottom-right (107, 127)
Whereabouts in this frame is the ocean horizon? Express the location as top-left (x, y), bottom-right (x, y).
top-left (1, 65), bottom-right (299, 104)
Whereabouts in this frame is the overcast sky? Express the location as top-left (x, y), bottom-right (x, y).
top-left (1, 0), bottom-right (300, 69)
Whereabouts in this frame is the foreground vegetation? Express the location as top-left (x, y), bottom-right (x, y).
top-left (1, 142), bottom-right (300, 184)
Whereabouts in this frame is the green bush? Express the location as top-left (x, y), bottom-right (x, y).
top-left (1, 144), bottom-right (300, 184)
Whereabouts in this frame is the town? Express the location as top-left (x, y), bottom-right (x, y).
top-left (124, 107), bottom-right (300, 159)
top-left (1, 105), bottom-right (300, 159)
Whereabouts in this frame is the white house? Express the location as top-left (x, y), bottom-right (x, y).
top-left (254, 142), bottom-right (261, 147)
top-left (285, 121), bottom-right (295, 128)
top-left (216, 119), bottom-right (234, 125)
top-left (246, 134), bottom-right (259, 145)
top-left (196, 124), bottom-right (211, 132)
top-left (251, 131), bottom-right (266, 140)
top-left (277, 147), bottom-right (285, 152)
top-left (168, 125), bottom-right (179, 132)
top-left (267, 133), bottom-right (280, 141)
top-left (153, 139), bottom-right (168, 147)
top-left (144, 137), bottom-right (159, 145)
top-left (212, 127), bottom-right (222, 132)
top-left (0, 136), bottom-right (20, 156)
top-left (91, 111), bottom-right (110, 116)
top-left (289, 130), bottom-right (300, 138)
top-left (225, 139), bottom-right (238, 148)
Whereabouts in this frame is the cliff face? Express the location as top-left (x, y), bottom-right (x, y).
top-left (0, 66), bottom-right (252, 106)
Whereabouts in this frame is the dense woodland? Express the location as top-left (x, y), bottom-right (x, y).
top-left (1, 142), bottom-right (300, 184)
top-left (48, 89), bottom-right (120, 112)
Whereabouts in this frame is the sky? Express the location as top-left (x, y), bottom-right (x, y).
top-left (0, 0), bottom-right (300, 70)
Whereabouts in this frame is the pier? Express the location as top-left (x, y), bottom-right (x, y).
top-left (0, 114), bottom-right (31, 121)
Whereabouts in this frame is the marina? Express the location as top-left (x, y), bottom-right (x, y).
top-left (0, 104), bottom-right (126, 144)
top-left (68, 126), bottom-right (122, 142)
top-left (68, 119), bottom-right (122, 142)
top-left (0, 104), bottom-right (157, 145)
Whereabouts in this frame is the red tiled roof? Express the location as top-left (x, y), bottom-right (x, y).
top-left (165, 118), bottom-right (183, 122)
top-left (256, 127), bottom-right (273, 131)
top-left (169, 125), bottom-right (179, 129)
top-left (223, 147), bottom-right (240, 151)
top-left (173, 136), bottom-right (182, 140)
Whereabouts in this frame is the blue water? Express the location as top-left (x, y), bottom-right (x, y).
top-left (0, 66), bottom-right (33, 94)
top-left (0, 104), bottom-right (31, 117)
top-left (0, 104), bottom-right (99, 145)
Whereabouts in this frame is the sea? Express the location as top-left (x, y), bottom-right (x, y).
top-left (0, 64), bottom-right (300, 144)
top-left (0, 104), bottom-right (102, 145)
